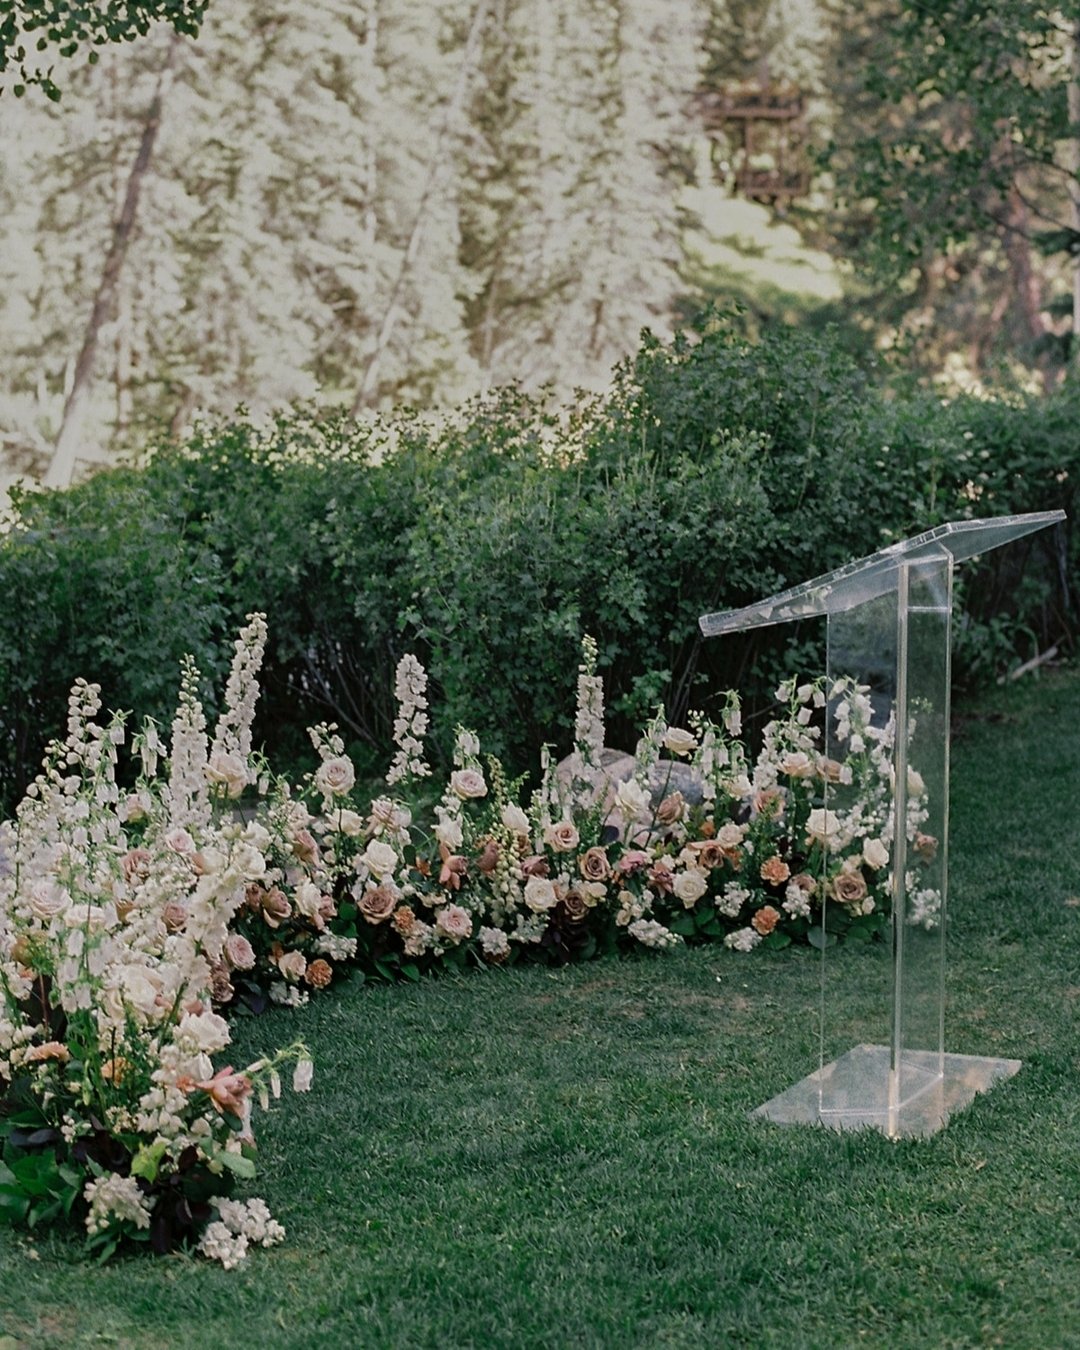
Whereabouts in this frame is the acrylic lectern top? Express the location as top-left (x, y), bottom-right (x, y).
top-left (699, 510), bottom-right (1066, 637)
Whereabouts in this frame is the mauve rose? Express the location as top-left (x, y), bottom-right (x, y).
top-left (476, 838), bottom-right (501, 875)
top-left (450, 768), bottom-right (487, 800)
top-left (816, 757), bottom-right (845, 784)
top-left (913, 832), bottom-right (938, 863)
top-left (305, 958), bottom-right (334, 988)
top-left (244, 883), bottom-right (265, 912)
top-left (359, 883), bottom-right (399, 924)
top-left (120, 848), bottom-right (153, 883)
top-left (164, 827), bottom-right (195, 854)
top-left (689, 841), bottom-right (725, 870)
top-left (544, 820), bottom-right (579, 852)
top-left (561, 889), bottom-right (589, 922)
top-left (759, 856), bottom-right (791, 886)
top-left (655, 792), bottom-right (685, 827)
top-left (648, 860), bottom-right (676, 894)
top-left (163, 902), bottom-right (189, 934)
top-left (832, 871), bottom-right (868, 905)
top-left (521, 854), bottom-right (550, 878)
top-left (435, 904), bottom-right (473, 942)
top-left (223, 933), bottom-right (256, 970)
top-left (791, 872), bottom-right (817, 895)
top-left (205, 750), bottom-right (248, 798)
top-left (315, 755), bottom-right (355, 798)
top-left (210, 963), bottom-right (235, 1005)
top-left (277, 949), bottom-right (307, 982)
top-left (291, 829), bottom-right (320, 865)
top-left (260, 888), bottom-right (292, 929)
top-left (752, 905), bottom-right (781, 935)
top-left (615, 849), bottom-right (650, 876)
top-left (578, 846), bottom-right (610, 883)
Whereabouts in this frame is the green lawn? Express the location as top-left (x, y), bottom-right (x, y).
top-left (1, 668), bottom-right (1078, 1350)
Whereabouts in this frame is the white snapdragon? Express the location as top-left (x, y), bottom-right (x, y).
top-left (386, 654), bottom-right (432, 785)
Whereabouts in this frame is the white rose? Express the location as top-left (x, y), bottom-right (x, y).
top-left (315, 756), bottom-right (356, 798)
top-left (662, 727), bottom-right (698, 757)
top-left (433, 813), bottom-right (463, 850)
top-left (779, 751), bottom-right (814, 779)
top-left (613, 778), bottom-right (650, 821)
top-left (333, 809), bottom-right (365, 838)
top-left (862, 837), bottom-right (889, 870)
top-left (501, 804), bottom-right (530, 836)
top-left (205, 751), bottom-right (248, 798)
top-left (805, 808), bottom-right (841, 850)
top-left (294, 879), bottom-right (323, 921)
top-left (673, 868), bottom-right (708, 908)
top-left (363, 839), bottom-right (399, 879)
top-left (523, 875), bottom-right (559, 913)
top-left (715, 821), bottom-right (746, 850)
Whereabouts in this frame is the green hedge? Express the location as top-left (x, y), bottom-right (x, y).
top-left (0, 320), bottom-right (1074, 814)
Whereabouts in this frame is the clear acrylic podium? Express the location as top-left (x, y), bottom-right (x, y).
top-left (700, 511), bottom-right (1065, 1138)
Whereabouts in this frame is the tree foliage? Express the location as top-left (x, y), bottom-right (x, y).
top-left (0, 0), bottom-right (206, 98)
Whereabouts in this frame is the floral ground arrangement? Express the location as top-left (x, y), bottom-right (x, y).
top-left (0, 617), bottom-right (930, 1267)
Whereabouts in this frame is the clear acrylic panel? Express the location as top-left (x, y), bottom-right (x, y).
top-left (699, 509), bottom-right (1064, 637)
top-left (817, 552), bottom-right (951, 1130)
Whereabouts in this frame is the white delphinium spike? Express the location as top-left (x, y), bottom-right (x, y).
top-left (568, 635), bottom-right (604, 808)
top-left (386, 654), bottom-right (431, 786)
top-left (167, 657), bottom-right (211, 834)
top-left (208, 613), bottom-right (268, 796)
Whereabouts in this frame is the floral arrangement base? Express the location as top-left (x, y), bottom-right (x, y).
top-left (750, 1044), bottom-right (1022, 1139)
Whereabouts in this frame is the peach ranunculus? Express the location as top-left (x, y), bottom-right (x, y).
top-left (544, 820), bottom-right (580, 853)
top-left (24, 1040), bottom-right (70, 1065)
top-left (578, 846), bottom-right (611, 883)
top-left (759, 855), bottom-right (791, 886)
top-left (305, 958), bottom-right (334, 989)
top-left (438, 844), bottom-right (468, 891)
top-left (359, 883), bottom-right (399, 924)
top-left (198, 1066), bottom-right (253, 1118)
top-left (435, 904), bottom-right (473, 943)
top-left (752, 905), bottom-right (781, 935)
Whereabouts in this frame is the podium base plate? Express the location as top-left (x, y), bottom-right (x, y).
top-left (751, 1043), bottom-right (1022, 1139)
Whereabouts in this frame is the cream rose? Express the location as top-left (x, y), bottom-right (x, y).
top-left (315, 756), bottom-right (356, 798)
top-left (673, 867), bottom-right (708, 908)
top-left (501, 803), bottom-right (530, 837)
top-left (450, 769), bottom-right (487, 800)
top-left (277, 950), bottom-right (308, 982)
top-left (205, 751), bottom-right (248, 798)
top-left (362, 839), bottom-right (399, 879)
top-left (805, 808), bottom-right (841, 850)
top-left (435, 904), bottom-right (473, 942)
top-left (613, 778), bottom-right (650, 821)
top-left (862, 837), bottom-right (889, 870)
top-left (662, 727), bottom-right (698, 757)
top-left (779, 751), bottom-right (814, 779)
top-left (524, 875), bottom-right (559, 913)
top-left (715, 821), bottom-right (746, 850)
top-left (333, 809), bottom-right (366, 838)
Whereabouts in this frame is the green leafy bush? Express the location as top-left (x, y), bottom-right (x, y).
top-left (0, 320), bottom-right (1074, 815)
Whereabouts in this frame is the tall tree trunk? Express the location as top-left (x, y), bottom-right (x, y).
top-left (1068, 20), bottom-right (1080, 374)
top-left (350, 0), bottom-right (492, 413)
top-left (44, 36), bottom-right (179, 489)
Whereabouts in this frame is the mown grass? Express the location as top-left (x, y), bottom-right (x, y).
top-left (1, 668), bottom-right (1078, 1349)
